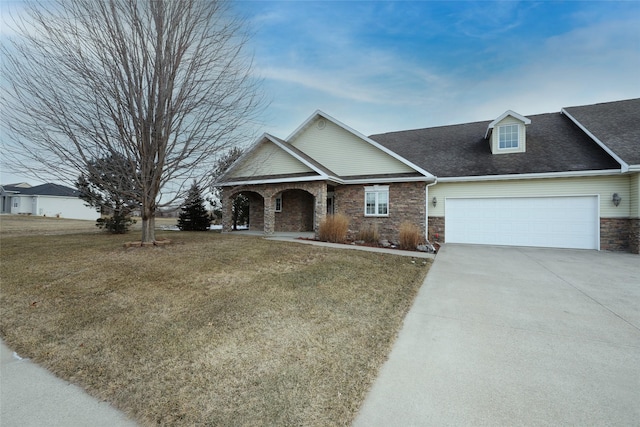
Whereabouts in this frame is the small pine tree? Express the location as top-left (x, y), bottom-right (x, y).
top-left (177, 182), bottom-right (211, 231)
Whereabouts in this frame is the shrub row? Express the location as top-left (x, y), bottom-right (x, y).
top-left (318, 216), bottom-right (425, 250)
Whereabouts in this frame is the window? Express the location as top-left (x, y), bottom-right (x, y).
top-left (275, 196), bottom-right (282, 212)
top-left (498, 124), bottom-right (519, 149)
top-left (364, 185), bottom-right (389, 216)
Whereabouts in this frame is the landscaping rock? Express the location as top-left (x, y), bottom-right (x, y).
top-left (417, 242), bottom-right (437, 253)
top-left (379, 239), bottom-right (391, 248)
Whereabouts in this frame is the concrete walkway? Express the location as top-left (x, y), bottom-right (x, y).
top-left (354, 244), bottom-right (640, 426)
top-left (0, 340), bottom-right (137, 427)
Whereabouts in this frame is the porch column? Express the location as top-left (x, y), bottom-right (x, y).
top-left (263, 194), bottom-right (275, 235)
top-left (314, 184), bottom-right (327, 236)
top-left (221, 189), bottom-right (233, 232)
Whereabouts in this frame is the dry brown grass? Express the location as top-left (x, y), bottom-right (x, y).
top-left (399, 221), bottom-right (424, 250)
top-left (317, 213), bottom-right (349, 243)
top-left (0, 215), bottom-right (177, 237)
top-left (0, 216), bottom-right (429, 426)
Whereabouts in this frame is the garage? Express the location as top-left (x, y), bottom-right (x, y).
top-left (445, 196), bottom-right (599, 250)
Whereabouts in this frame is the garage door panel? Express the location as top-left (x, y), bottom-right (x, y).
top-left (445, 196), bottom-right (598, 250)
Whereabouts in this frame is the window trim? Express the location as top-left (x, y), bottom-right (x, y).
top-left (498, 124), bottom-right (519, 150)
top-left (274, 196), bottom-right (282, 212)
top-left (364, 185), bottom-right (389, 217)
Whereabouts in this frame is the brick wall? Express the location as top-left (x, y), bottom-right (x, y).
top-left (600, 218), bottom-right (630, 252)
top-left (335, 182), bottom-right (426, 242)
top-left (275, 189), bottom-right (314, 232)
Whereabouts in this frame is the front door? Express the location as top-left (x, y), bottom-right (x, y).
top-left (327, 192), bottom-right (335, 215)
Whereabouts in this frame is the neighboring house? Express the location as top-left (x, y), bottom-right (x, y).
top-left (0, 183), bottom-right (99, 221)
top-left (217, 99), bottom-right (640, 253)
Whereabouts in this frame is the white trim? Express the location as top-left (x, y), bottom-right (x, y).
top-left (425, 178), bottom-right (438, 239)
top-left (497, 123), bottom-right (520, 150)
top-left (216, 133), bottom-right (339, 184)
top-left (275, 196), bottom-right (282, 212)
top-left (287, 110), bottom-right (436, 180)
top-left (364, 185), bottom-right (389, 217)
top-left (341, 176), bottom-right (433, 184)
top-left (485, 110), bottom-right (531, 139)
top-left (219, 174), bottom-right (434, 187)
top-left (437, 169), bottom-right (622, 183)
top-left (561, 108), bottom-right (629, 173)
top-left (218, 175), bottom-right (331, 187)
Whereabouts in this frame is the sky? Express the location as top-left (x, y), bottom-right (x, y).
top-left (1, 0), bottom-right (639, 186)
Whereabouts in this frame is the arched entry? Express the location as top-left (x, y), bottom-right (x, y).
top-left (225, 190), bottom-right (264, 231)
top-left (221, 182), bottom-right (327, 235)
top-left (274, 189), bottom-right (315, 232)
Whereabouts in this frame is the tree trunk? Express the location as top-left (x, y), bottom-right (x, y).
top-left (141, 207), bottom-right (156, 243)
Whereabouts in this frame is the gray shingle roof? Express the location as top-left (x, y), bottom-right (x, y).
top-left (8, 183), bottom-right (80, 197)
top-left (563, 98), bottom-right (640, 167)
top-left (369, 111), bottom-right (621, 178)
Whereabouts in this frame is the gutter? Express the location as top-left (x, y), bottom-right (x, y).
top-left (437, 169), bottom-right (622, 183)
top-left (425, 177), bottom-right (438, 240)
top-left (561, 108), bottom-right (629, 173)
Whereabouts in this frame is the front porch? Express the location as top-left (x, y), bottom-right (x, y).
top-left (221, 181), bottom-right (333, 237)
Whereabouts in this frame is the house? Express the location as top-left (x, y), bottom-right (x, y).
top-left (0, 183), bottom-right (99, 220)
top-left (216, 99), bottom-right (640, 253)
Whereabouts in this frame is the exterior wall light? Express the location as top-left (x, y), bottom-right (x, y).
top-left (432, 196), bottom-right (437, 207)
top-left (612, 193), bottom-right (622, 207)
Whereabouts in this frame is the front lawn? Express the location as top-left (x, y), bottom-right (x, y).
top-left (0, 218), bottom-right (429, 426)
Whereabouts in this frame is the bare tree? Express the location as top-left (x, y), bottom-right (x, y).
top-left (1, 0), bottom-right (264, 242)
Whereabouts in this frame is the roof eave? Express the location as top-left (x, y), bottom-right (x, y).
top-left (485, 110), bottom-right (532, 139)
top-left (561, 108), bottom-right (629, 173)
top-left (437, 169), bottom-right (623, 183)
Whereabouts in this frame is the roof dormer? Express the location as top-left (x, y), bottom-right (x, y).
top-left (485, 110), bottom-right (531, 154)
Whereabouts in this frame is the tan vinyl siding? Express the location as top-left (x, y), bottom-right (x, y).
top-left (290, 118), bottom-right (415, 176)
top-left (227, 142), bottom-right (313, 178)
top-left (429, 174), bottom-right (632, 218)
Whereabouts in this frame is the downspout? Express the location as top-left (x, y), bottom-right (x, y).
top-left (425, 177), bottom-right (438, 241)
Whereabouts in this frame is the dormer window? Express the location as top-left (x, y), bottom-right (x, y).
top-left (486, 110), bottom-right (530, 154)
top-left (498, 124), bottom-right (519, 149)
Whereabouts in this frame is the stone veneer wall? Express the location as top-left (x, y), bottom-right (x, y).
top-left (600, 218), bottom-right (630, 252)
top-left (629, 218), bottom-right (640, 254)
top-left (275, 189), bottom-right (314, 232)
top-left (222, 182), bottom-right (326, 234)
top-left (247, 193), bottom-right (264, 231)
top-left (427, 216), bottom-right (445, 244)
top-left (335, 182), bottom-right (426, 242)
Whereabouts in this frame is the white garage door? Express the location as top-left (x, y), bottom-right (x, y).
top-left (446, 196), bottom-right (599, 250)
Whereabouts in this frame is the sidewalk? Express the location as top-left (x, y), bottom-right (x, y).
top-left (0, 339), bottom-right (137, 427)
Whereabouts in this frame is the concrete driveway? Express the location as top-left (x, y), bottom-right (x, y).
top-left (354, 244), bottom-right (640, 426)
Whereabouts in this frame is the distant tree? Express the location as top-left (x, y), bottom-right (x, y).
top-left (76, 154), bottom-right (139, 234)
top-left (2, 0), bottom-right (265, 243)
top-left (211, 147), bottom-right (249, 230)
top-left (177, 182), bottom-right (211, 231)
top-left (231, 194), bottom-right (250, 230)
